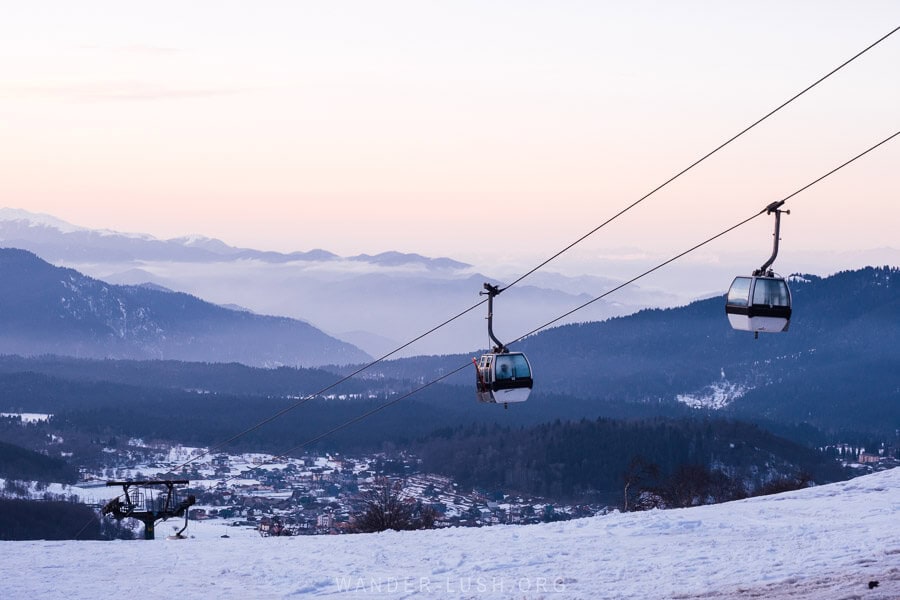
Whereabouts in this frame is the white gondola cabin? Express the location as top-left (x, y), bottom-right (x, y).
top-left (474, 351), bottom-right (533, 404)
top-left (725, 200), bottom-right (793, 336)
top-left (725, 275), bottom-right (792, 333)
top-left (474, 282), bottom-right (534, 407)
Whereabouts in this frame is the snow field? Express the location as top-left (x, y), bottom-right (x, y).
top-left (1, 467), bottom-right (897, 599)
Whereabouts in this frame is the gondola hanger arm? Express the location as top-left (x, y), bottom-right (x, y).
top-left (765, 199), bottom-right (786, 214)
top-left (755, 205), bottom-right (790, 276)
top-left (480, 282), bottom-right (508, 353)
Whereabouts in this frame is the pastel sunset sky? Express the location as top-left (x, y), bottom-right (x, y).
top-left (2, 1), bottom-right (898, 274)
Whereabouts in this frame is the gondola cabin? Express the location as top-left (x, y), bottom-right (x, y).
top-left (474, 352), bottom-right (533, 404)
top-left (725, 275), bottom-right (792, 333)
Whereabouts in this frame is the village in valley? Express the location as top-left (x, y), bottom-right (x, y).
top-left (52, 438), bottom-right (602, 539)
top-left (9, 425), bottom-right (890, 541)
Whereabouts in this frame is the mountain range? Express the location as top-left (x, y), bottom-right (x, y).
top-left (0, 264), bottom-right (895, 444)
top-left (0, 208), bottom-right (468, 268)
top-left (0, 208), bottom-right (678, 356)
top-left (0, 208), bottom-right (896, 440)
top-left (0, 248), bottom-right (370, 367)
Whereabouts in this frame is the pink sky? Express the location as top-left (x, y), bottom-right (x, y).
top-left (1, 1), bottom-right (898, 270)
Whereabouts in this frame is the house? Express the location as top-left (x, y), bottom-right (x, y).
top-left (858, 452), bottom-right (882, 464)
top-left (317, 513), bottom-right (333, 529)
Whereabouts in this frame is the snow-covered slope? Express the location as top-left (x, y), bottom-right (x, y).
top-left (2, 468), bottom-right (897, 599)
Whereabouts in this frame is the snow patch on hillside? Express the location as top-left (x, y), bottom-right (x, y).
top-left (676, 370), bottom-right (749, 410)
top-left (0, 412), bottom-right (52, 423)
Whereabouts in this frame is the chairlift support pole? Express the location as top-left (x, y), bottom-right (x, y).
top-left (102, 479), bottom-right (195, 540)
top-left (755, 200), bottom-right (790, 276)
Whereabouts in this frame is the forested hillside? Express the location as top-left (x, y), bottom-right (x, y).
top-left (369, 267), bottom-right (900, 435)
top-left (0, 355), bottom-right (369, 398)
top-left (0, 499), bottom-right (101, 540)
top-left (412, 418), bottom-right (848, 505)
top-left (0, 267), bottom-right (894, 479)
top-left (0, 438), bottom-right (78, 483)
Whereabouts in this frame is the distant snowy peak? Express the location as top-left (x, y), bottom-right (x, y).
top-left (349, 251), bottom-right (471, 270)
top-left (168, 235), bottom-right (239, 255)
top-left (0, 207), bottom-right (85, 234)
top-left (0, 208), bottom-right (156, 241)
top-left (168, 237), bottom-right (343, 263)
top-left (0, 207), bottom-right (468, 270)
top-left (0, 208), bottom-right (157, 242)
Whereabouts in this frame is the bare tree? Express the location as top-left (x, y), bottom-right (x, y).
top-left (753, 472), bottom-right (813, 497)
top-left (622, 456), bottom-right (660, 512)
top-left (658, 464), bottom-right (712, 508)
top-left (351, 477), bottom-right (437, 533)
top-left (656, 465), bottom-right (747, 508)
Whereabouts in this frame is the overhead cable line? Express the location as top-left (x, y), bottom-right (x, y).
top-left (84, 126), bottom-right (897, 537)
top-left (77, 27), bottom-right (899, 537)
top-left (219, 128), bottom-right (900, 480)
top-left (170, 299), bottom-right (487, 472)
top-left (499, 24), bottom-right (900, 294)
top-left (509, 128), bottom-right (900, 342)
top-left (171, 25), bottom-right (897, 473)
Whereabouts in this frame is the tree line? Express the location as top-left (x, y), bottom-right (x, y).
top-left (411, 417), bottom-right (848, 506)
